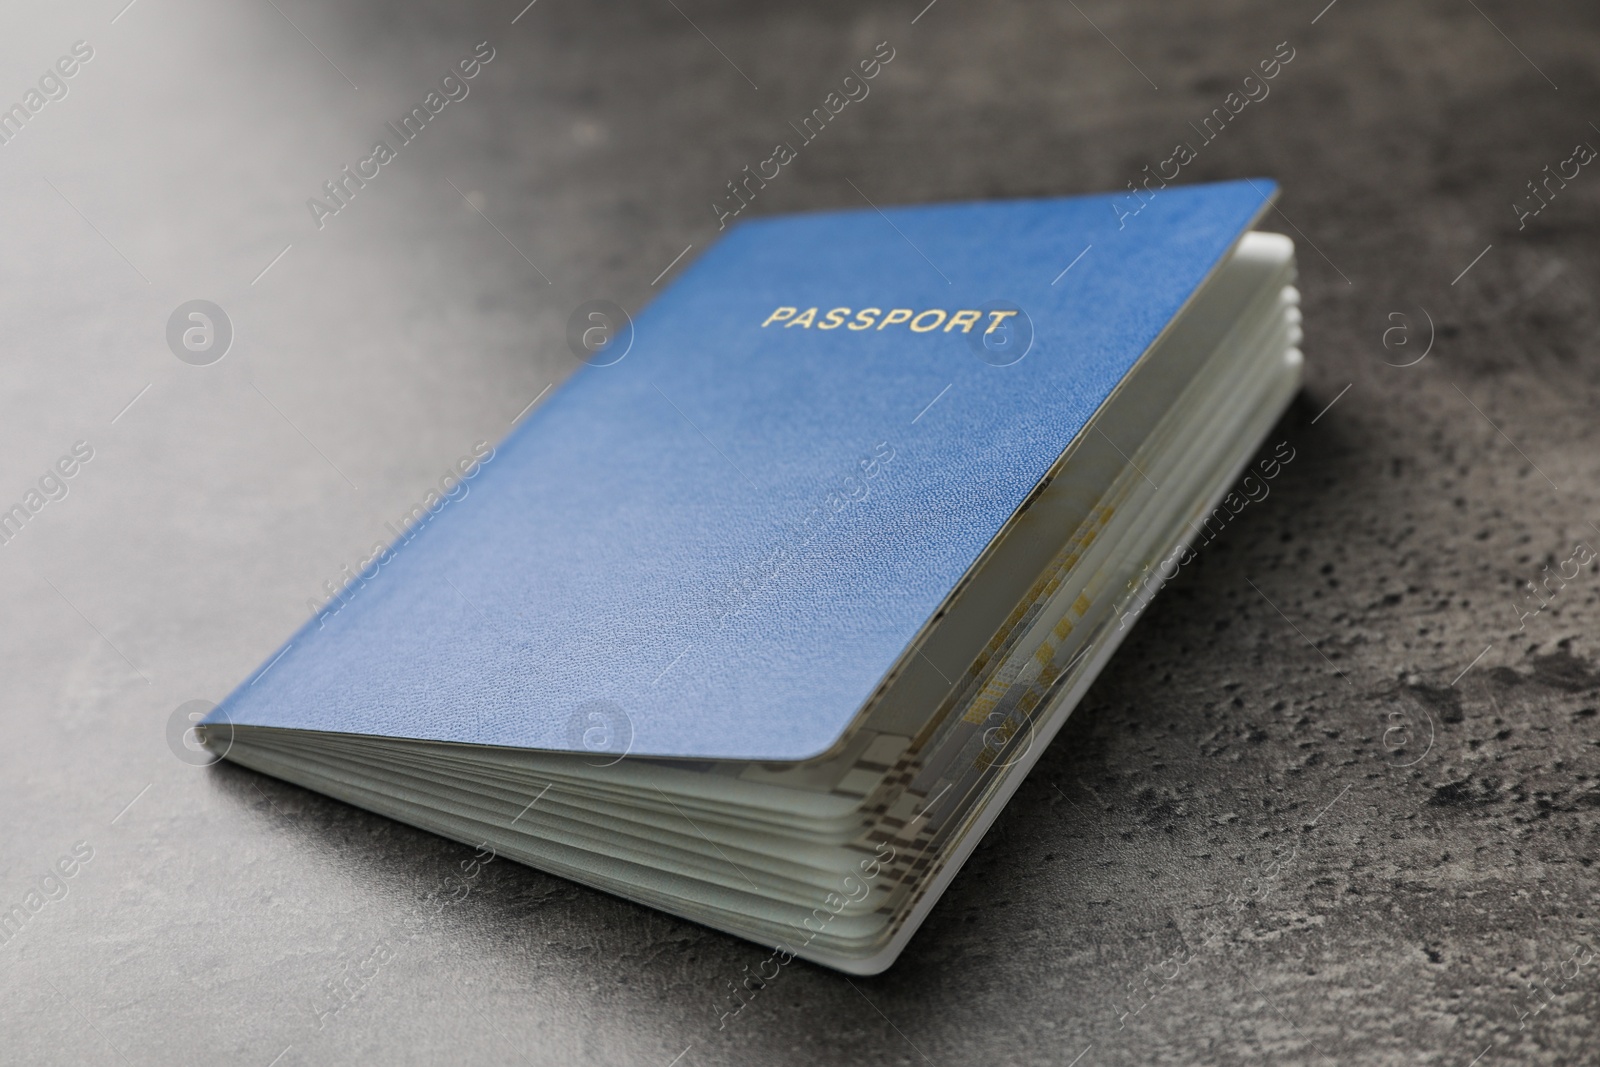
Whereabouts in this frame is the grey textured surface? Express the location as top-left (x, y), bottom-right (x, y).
top-left (2, 0), bottom-right (1597, 1064)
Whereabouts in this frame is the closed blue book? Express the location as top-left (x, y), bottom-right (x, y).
top-left (205, 179), bottom-right (1303, 973)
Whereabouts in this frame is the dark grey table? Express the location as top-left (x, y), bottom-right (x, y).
top-left (3, 1), bottom-right (1597, 1063)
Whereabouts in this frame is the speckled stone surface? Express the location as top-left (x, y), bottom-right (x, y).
top-left (1, 1), bottom-right (1597, 1064)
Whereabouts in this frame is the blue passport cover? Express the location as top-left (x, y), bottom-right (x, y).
top-left (208, 180), bottom-right (1274, 761)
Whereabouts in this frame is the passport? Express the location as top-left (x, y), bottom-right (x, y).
top-left (203, 179), bottom-right (1304, 974)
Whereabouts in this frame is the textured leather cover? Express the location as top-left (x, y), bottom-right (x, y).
top-left (207, 180), bottom-right (1274, 760)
